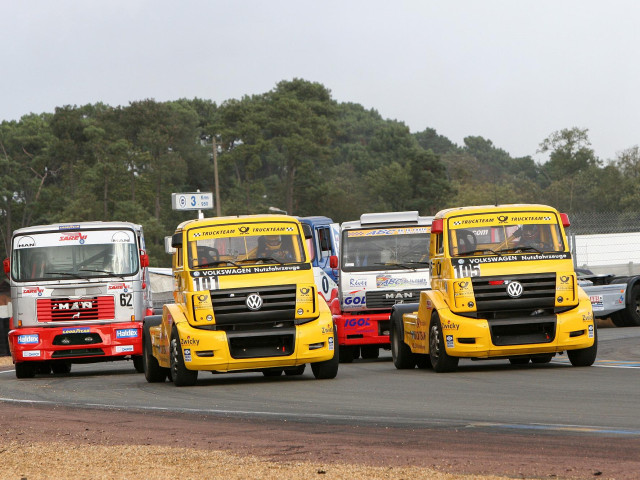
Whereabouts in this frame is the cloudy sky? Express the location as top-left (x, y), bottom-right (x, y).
top-left (2, 1), bottom-right (639, 163)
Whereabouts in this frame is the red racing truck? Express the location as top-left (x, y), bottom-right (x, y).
top-left (4, 221), bottom-right (153, 378)
top-left (329, 211), bottom-right (433, 362)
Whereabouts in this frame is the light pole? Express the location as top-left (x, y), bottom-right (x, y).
top-left (212, 136), bottom-right (221, 217)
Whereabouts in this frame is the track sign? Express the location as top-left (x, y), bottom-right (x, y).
top-left (171, 192), bottom-right (213, 211)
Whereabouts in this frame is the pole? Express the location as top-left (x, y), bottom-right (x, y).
top-left (212, 137), bottom-right (221, 217)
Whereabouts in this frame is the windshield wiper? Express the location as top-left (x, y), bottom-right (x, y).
top-left (45, 271), bottom-right (90, 280)
top-left (196, 260), bottom-right (240, 268)
top-left (79, 268), bottom-right (125, 279)
top-left (238, 257), bottom-right (285, 265)
top-left (459, 248), bottom-right (502, 257)
top-left (495, 246), bottom-right (543, 255)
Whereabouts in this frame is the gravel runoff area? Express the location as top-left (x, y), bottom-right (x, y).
top-left (1, 354), bottom-right (636, 480)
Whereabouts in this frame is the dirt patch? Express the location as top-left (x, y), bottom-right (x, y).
top-left (1, 402), bottom-right (637, 480)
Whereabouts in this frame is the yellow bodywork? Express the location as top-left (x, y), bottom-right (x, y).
top-left (151, 215), bottom-right (335, 372)
top-left (402, 204), bottom-right (595, 359)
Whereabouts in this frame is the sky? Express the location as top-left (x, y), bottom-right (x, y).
top-left (2, 0), bottom-right (640, 163)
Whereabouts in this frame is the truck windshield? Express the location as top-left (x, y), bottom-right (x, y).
top-left (447, 217), bottom-right (565, 257)
top-left (341, 226), bottom-right (431, 272)
top-left (12, 229), bottom-right (139, 282)
top-left (188, 232), bottom-right (306, 269)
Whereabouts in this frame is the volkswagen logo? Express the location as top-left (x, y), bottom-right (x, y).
top-left (246, 293), bottom-right (263, 311)
top-left (506, 281), bottom-right (523, 298)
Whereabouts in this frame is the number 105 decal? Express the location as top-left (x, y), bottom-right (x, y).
top-left (453, 264), bottom-right (480, 279)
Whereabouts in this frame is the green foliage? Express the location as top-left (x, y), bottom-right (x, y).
top-left (1, 81), bottom-right (635, 266)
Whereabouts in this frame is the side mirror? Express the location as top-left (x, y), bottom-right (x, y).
top-left (164, 236), bottom-right (176, 254)
top-left (140, 251), bottom-right (149, 268)
top-left (431, 218), bottom-right (443, 234)
top-left (329, 255), bottom-right (338, 269)
top-left (171, 232), bottom-right (183, 249)
top-left (3, 258), bottom-right (9, 275)
top-left (301, 224), bottom-right (313, 240)
top-left (560, 213), bottom-right (570, 228)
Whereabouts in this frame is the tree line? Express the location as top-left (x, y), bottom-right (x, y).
top-left (1, 78), bottom-right (639, 266)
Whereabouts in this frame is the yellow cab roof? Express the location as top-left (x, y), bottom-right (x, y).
top-left (434, 204), bottom-right (560, 220)
top-left (175, 214), bottom-right (296, 232)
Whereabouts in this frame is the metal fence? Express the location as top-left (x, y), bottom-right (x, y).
top-left (568, 212), bottom-right (640, 275)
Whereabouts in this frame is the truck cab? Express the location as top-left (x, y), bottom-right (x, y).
top-left (391, 204), bottom-right (597, 372)
top-left (5, 221), bottom-right (152, 378)
top-left (143, 214), bottom-right (339, 386)
top-left (331, 211), bottom-right (433, 362)
top-left (298, 216), bottom-right (340, 302)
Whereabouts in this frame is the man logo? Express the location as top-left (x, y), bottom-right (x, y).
top-left (17, 236), bottom-right (36, 248)
top-left (239, 226), bottom-right (250, 234)
top-left (506, 281), bottom-right (524, 298)
top-left (497, 216), bottom-right (508, 223)
top-left (111, 232), bottom-right (131, 243)
top-left (246, 293), bottom-right (263, 311)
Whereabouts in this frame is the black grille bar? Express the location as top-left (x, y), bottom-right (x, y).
top-left (210, 284), bottom-right (297, 325)
top-left (472, 273), bottom-right (557, 312)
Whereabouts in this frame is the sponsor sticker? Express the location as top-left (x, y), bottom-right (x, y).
top-left (115, 345), bottom-right (134, 353)
top-left (17, 334), bottom-right (39, 344)
top-left (21, 287), bottom-right (45, 297)
top-left (116, 328), bottom-right (138, 339)
top-left (184, 348), bottom-right (192, 362)
top-left (62, 327), bottom-right (90, 334)
top-left (23, 350), bottom-right (41, 358)
top-left (108, 283), bottom-right (132, 291)
top-left (328, 337), bottom-right (334, 351)
top-left (589, 295), bottom-right (604, 311)
top-left (588, 324), bottom-right (594, 338)
top-left (446, 335), bottom-right (454, 348)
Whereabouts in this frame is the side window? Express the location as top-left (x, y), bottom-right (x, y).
top-left (435, 233), bottom-right (444, 255)
top-left (175, 246), bottom-right (183, 268)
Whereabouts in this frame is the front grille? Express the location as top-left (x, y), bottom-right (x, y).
top-left (52, 333), bottom-right (102, 346)
top-left (209, 284), bottom-right (297, 326)
top-left (37, 297), bottom-right (115, 322)
top-left (365, 289), bottom-right (425, 310)
top-left (488, 316), bottom-right (556, 346)
top-left (227, 328), bottom-right (295, 359)
top-left (51, 348), bottom-right (105, 358)
top-left (472, 274), bottom-right (557, 312)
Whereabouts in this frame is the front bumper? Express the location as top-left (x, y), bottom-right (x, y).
top-left (439, 296), bottom-right (595, 358)
top-left (333, 312), bottom-right (391, 346)
top-left (9, 322), bottom-right (143, 362)
top-left (172, 316), bottom-right (336, 372)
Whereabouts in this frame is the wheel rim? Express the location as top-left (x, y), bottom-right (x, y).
top-left (170, 337), bottom-right (178, 377)
top-left (430, 323), bottom-right (440, 360)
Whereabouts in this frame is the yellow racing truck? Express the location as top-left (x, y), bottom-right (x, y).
top-left (143, 214), bottom-right (339, 386)
top-left (390, 204), bottom-right (597, 372)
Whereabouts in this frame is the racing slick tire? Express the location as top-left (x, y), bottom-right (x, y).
top-left (429, 313), bottom-right (459, 373)
top-left (170, 327), bottom-right (198, 386)
top-left (142, 316), bottom-right (168, 383)
top-left (311, 324), bottom-right (339, 379)
top-left (568, 324), bottom-right (598, 367)
top-left (15, 362), bottom-right (36, 379)
top-left (284, 365), bottom-right (306, 376)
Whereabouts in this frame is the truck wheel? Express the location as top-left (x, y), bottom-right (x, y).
top-left (132, 355), bottom-right (144, 373)
top-left (360, 345), bottom-right (379, 359)
top-left (311, 325), bottom-right (339, 379)
top-left (619, 283), bottom-right (640, 327)
top-left (143, 317), bottom-right (168, 383)
top-left (51, 361), bottom-right (71, 374)
top-left (531, 354), bottom-right (554, 364)
top-left (284, 365), bottom-right (306, 376)
top-left (339, 345), bottom-right (356, 363)
top-left (509, 356), bottom-right (530, 365)
top-left (15, 362), bottom-right (36, 379)
top-left (262, 368), bottom-right (284, 377)
top-left (429, 314), bottom-right (459, 373)
top-left (415, 354), bottom-right (432, 369)
top-left (390, 319), bottom-right (415, 369)
top-left (609, 311), bottom-right (630, 327)
top-left (568, 325), bottom-right (598, 367)
top-left (170, 328), bottom-right (198, 386)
